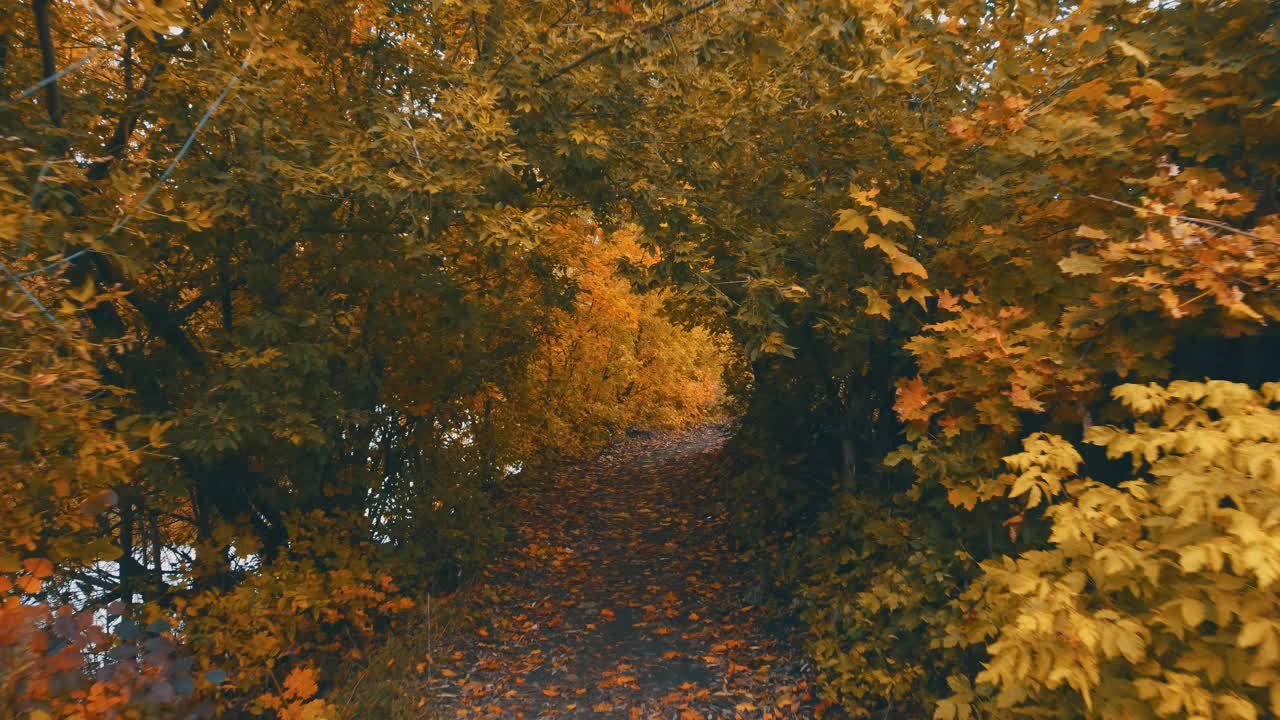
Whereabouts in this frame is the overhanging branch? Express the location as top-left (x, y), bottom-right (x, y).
top-left (538, 0), bottom-right (725, 86)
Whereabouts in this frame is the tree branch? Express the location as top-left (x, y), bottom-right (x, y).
top-left (86, 60), bottom-right (163, 180)
top-left (539, 0), bottom-right (725, 86)
top-left (31, 0), bottom-right (62, 126)
top-left (174, 238), bottom-right (296, 322)
top-left (1085, 194), bottom-right (1275, 244)
top-left (199, 0), bottom-right (225, 21)
top-left (0, 28), bottom-right (10, 88)
top-left (88, 0), bottom-right (229, 180)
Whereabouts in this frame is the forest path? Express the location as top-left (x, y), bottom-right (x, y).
top-left (428, 426), bottom-right (817, 719)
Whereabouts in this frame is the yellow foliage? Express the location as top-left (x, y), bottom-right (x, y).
top-left (954, 382), bottom-right (1280, 719)
top-left (495, 223), bottom-right (729, 461)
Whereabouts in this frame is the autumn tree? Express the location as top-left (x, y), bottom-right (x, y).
top-left (2, 1), bottom-right (727, 716)
top-left (3, 0), bottom-right (1277, 717)
top-left (563, 0), bottom-right (1278, 717)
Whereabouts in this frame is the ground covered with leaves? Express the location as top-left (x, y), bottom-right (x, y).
top-left (425, 426), bottom-right (816, 719)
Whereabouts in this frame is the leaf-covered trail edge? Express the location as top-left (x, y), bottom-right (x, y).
top-left (421, 426), bottom-right (818, 719)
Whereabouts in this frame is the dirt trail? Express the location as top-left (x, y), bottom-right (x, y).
top-left (429, 425), bottom-right (817, 719)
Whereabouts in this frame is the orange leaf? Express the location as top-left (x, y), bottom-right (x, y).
top-left (16, 575), bottom-right (42, 594)
top-left (895, 376), bottom-right (934, 422)
top-left (23, 557), bottom-right (54, 579)
top-left (889, 252), bottom-right (928, 278)
top-left (936, 289), bottom-right (961, 312)
top-left (1076, 224), bottom-right (1108, 239)
top-left (283, 666), bottom-right (319, 701)
top-left (1008, 384), bottom-right (1045, 412)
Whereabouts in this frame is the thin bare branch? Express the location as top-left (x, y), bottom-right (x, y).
top-left (30, 0), bottom-right (63, 125)
top-left (539, 0), bottom-right (725, 86)
top-left (1086, 194), bottom-right (1275, 244)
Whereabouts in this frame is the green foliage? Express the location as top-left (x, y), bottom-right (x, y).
top-left (794, 490), bottom-right (977, 716)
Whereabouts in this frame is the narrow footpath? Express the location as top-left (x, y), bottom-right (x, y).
top-left (428, 425), bottom-right (818, 719)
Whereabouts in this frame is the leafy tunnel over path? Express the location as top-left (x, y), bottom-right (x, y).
top-left (3, 1), bottom-right (1278, 718)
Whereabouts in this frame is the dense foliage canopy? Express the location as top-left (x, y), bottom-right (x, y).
top-left (2, 0), bottom-right (1277, 718)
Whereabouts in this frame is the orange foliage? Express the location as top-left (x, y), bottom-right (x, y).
top-left (496, 223), bottom-right (729, 461)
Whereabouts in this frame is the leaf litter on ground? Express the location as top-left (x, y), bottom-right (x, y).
top-left (421, 426), bottom-right (820, 719)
